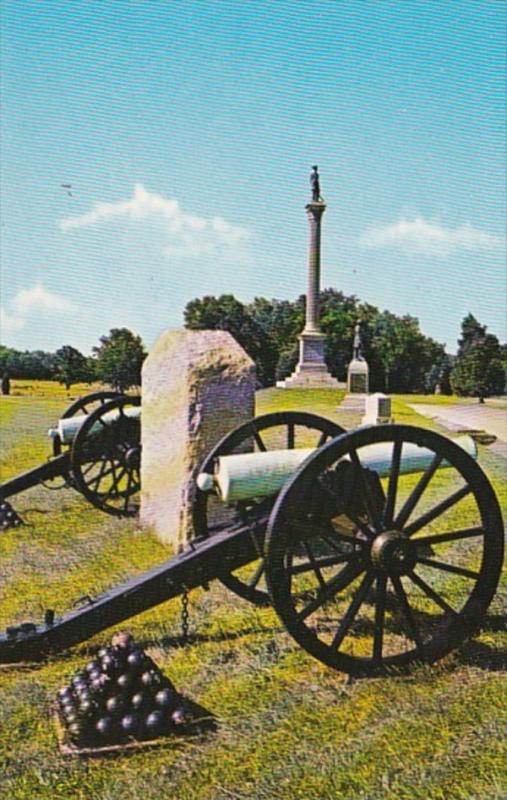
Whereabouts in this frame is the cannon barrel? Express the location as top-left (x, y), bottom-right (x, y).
top-left (49, 405), bottom-right (142, 445)
top-left (197, 433), bottom-right (477, 504)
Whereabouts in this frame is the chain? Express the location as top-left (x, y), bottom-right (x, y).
top-left (180, 588), bottom-right (190, 645)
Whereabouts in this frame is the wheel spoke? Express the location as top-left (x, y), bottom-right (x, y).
top-left (108, 464), bottom-right (128, 497)
top-left (391, 574), bottom-right (424, 653)
top-left (247, 560), bottom-right (265, 589)
top-left (404, 485), bottom-right (472, 537)
top-left (416, 557), bottom-right (480, 581)
top-left (86, 459), bottom-right (111, 490)
top-left (287, 423), bottom-right (295, 449)
top-left (395, 453), bottom-right (443, 529)
top-left (324, 524), bottom-right (368, 550)
top-left (372, 573), bottom-right (387, 662)
top-left (123, 472), bottom-right (134, 511)
top-left (383, 438), bottom-right (402, 526)
top-left (415, 526), bottom-right (483, 547)
top-left (407, 571), bottom-right (457, 615)
top-left (303, 541), bottom-right (326, 588)
top-left (250, 425), bottom-right (267, 452)
top-left (318, 431), bottom-right (330, 447)
top-left (349, 450), bottom-right (382, 531)
top-left (298, 566), bottom-right (365, 621)
top-left (289, 552), bottom-right (354, 575)
top-left (331, 571), bottom-right (375, 651)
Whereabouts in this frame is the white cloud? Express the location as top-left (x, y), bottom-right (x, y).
top-left (359, 216), bottom-right (504, 257)
top-left (1, 284), bottom-right (76, 339)
top-left (59, 183), bottom-right (250, 254)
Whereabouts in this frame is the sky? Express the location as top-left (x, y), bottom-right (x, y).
top-left (1, 0), bottom-right (505, 356)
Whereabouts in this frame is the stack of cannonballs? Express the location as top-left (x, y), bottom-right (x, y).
top-left (0, 501), bottom-right (23, 530)
top-left (55, 632), bottom-right (187, 750)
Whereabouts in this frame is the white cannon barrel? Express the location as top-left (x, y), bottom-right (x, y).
top-left (197, 435), bottom-right (477, 504)
top-left (49, 406), bottom-right (142, 445)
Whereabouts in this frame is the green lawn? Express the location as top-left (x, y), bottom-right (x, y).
top-left (0, 383), bottom-right (505, 800)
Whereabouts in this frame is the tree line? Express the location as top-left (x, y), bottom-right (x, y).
top-left (184, 292), bottom-right (506, 399)
top-left (0, 329), bottom-right (146, 393)
top-left (1, 294), bottom-right (505, 399)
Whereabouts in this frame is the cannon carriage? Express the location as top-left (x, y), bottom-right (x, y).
top-left (0, 409), bottom-right (503, 677)
top-left (0, 391), bottom-right (142, 523)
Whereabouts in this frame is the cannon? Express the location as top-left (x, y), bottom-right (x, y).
top-left (0, 411), bottom-right (503, 677)
top-left (0, 391), bottom-right (141, 522)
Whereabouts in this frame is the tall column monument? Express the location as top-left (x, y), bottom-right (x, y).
top-left (277, 166), bottom-right (341, 388)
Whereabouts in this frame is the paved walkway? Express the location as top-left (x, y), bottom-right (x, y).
top-left (409, 401), bottom-right (507, 459)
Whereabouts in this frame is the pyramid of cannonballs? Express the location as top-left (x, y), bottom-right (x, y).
top-left (56, 632), bottom-right (187, 749)
top-left (0, 501), bottom-right (23, 530)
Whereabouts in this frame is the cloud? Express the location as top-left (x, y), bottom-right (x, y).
top-left (1, 284), bottom-right (76, 338)
top-left (359, 216), bottom-right (504, 257)
top-left (59, 183), bottom-right (250, 254)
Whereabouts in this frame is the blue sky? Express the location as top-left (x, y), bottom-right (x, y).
top-left (1, 0), bottom-right (505, 356)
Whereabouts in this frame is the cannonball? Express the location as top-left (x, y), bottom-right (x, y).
top-left (121, 712), bottom-right (140, 737)
top-left (155, 688), bottom-right (176, 710)
top-left (95, 716), bottom-right (114, 739)
top-left (171, 707), bottom-right (187, 726)
top-left (144, 709), bottom-right (164, 737)
top-left (106, 695), bottom-right (126, 717)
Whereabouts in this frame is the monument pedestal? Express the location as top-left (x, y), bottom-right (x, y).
top-left (277, 330), bottom-right (341, 388)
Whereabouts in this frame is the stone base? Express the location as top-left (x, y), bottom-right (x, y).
top-left (277, 329), bottom-right (342, 389)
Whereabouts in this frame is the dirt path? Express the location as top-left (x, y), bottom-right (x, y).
top-left (409, 401), bottom-right (507, 459)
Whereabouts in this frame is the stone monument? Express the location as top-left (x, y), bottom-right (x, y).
top-left (340, 321), bottom-right (370, 412)
top-left (140, 329), bottom-right (256, 549)
top-left (277, 167), bottom-right (341, 389)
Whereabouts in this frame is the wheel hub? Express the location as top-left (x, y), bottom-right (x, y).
top-left (124, 447), bottom-right (141, 470)
top-left (370, 530), bottom-right (416, 576)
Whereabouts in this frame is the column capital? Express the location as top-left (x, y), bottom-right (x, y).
top-left (305, 201), bottom-right (327, 217)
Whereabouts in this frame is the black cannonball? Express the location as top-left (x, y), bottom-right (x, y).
top-left (88, 668), bottom-right (102, 683)
top-left (131, 691), bottom-right (148, 711)
top-left (171, 706), bottom-right (186, 727)
top-left (144, 709), bottom-right (164, 737)
top-left (140, 670), bottom-right (160, 689)
top-left (95, 716), bottom-right (114, 739)
top-left (106, 695), bottom-right (126, 716)
top-left (57, 686), bottom-right (73, 700)
top-left (126, 650), bottom-right (144, 672)
top-left (97, 646), bottom-right (110, 660)
top-left (116, 673), bottom-right (134, 692)
top-left (155, 688), bottom-right (176, 710)
top-left (85, 660), bottom-right (100, 674)
top-left (121, 712), bottom-right (140, 737)
top-left (79, 698), bottom-right (93, 716)
top-left (71, 672), bottom-right (87, 687)
top-left (63, 709), bottom-right (79, 725)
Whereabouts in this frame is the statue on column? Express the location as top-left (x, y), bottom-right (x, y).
top-left (352, 321), bottom-right (365, 361)
top-left (310, 165), bottom-right (323, 202)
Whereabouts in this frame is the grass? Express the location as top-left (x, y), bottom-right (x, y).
top-left (0, 382), bottom-right (505, 800)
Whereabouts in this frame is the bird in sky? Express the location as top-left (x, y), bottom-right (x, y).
top-left (60, 183), bottom-right (73, 196)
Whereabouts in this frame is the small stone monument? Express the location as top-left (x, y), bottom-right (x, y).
top-left (362, 393), bottom-right (393, 426)
top-left (347, 321), bottom-right (369, 395)
top-left (340, 321), bottom-right (370, 412)
top-left (277, 167), bottom-right (341, 389)
top-left (140, 329), bottom-right (255, 549)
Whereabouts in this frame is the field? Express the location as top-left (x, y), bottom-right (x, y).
top-left (1, 381), bottom-right (506, 800)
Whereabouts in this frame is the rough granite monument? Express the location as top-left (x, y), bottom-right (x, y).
top-left (140, 329), bottom-right (255, 549)
top-left (277, 167), bottom-right (341, 388)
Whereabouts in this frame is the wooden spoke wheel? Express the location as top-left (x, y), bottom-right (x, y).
top-left (193, 412), bottom-right (345, 606)
top-left (71, 396), bottom-right (141, 517)
top-left (265, 425), bottom-right (504, 676)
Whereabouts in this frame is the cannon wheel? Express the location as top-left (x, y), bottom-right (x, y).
top-left (193, 411), bottom-right (345, 606)
top-left (265, 424), bottom-right (504, 676)
top-left (71, 396), bottom-right (141, 517)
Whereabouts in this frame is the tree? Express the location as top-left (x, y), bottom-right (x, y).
top-left (93, 328), bottom-right (146, 392)
top-left (451, 323), bottom-right (505, 401)
top-left (424, 353), bottom-right (454, 395)
top-left (54, 345), bottom-right (94, 390)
